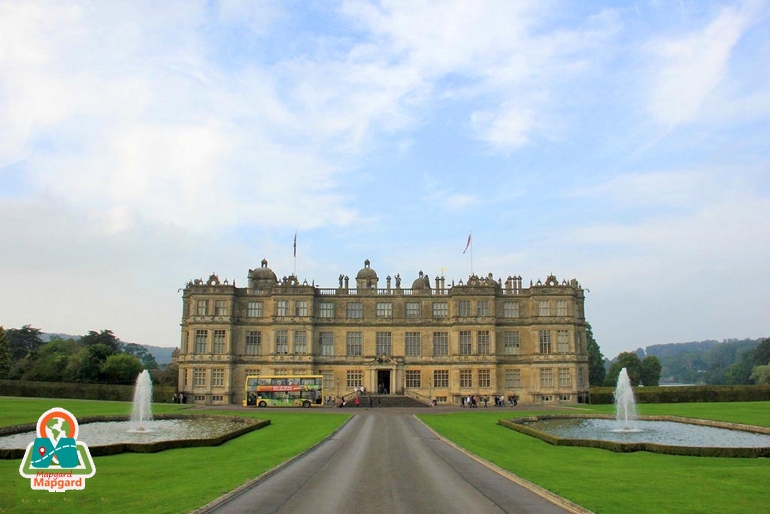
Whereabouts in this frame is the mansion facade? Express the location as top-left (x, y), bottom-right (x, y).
top-left (177, 259), bottom-right (590, 406)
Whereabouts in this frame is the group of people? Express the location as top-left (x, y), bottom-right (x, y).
top-left (171, 393), bottom-right (186, 404)
top-left (334, 394), bottom-right (381, 408)
top-left (460, 394), bottom-right (518, 408)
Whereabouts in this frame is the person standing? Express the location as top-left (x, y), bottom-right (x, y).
top-left (355, 396), bottom-right (360, 407)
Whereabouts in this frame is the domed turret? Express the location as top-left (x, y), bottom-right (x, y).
top-left (355, 259), bottom-right (378, 290)
top-left (411, 270), bottom-right (431, 290)
top-left (248, 259), bottom-right (278, 289)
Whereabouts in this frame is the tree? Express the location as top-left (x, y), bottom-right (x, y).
top-left (604, 352), bottom-right (643, 387)
top-left (641, 355), bottom-right (662, 386)
top-left (586, 323), bottom-right (606, 386)
top-left (6, 325), bottom-right (44, 360)
top-left (0, 327), bottom-right (11, 379)
top-left (80, 330), bottom-right (123, 353)
top-left (77, 343), bottom-right (114, 382)
top-left (101, 354), bottom-right (143, 384)
top-left (750, 365), bottom-right (770, 385)
top-left (21, 338), bottom-right (80, 382)
top-left (123, 343), bottom-right (159, 370)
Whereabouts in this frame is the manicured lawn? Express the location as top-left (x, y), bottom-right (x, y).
top-left (1, 398), bottom-right (349, 513)
top-left (418, 402), bottom-right (770, 514)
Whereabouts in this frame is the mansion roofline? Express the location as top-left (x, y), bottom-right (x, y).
top-left (184, 258), bottom-right (585, 298)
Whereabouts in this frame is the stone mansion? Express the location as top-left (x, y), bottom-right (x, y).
top-left (177, 259), bottom-right (590, 406)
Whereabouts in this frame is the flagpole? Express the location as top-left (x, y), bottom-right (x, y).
top-left (468, 230), bottom-right (473, 275)
top-left (293, 230), bottom-right (297, 277)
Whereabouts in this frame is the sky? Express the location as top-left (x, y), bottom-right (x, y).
top-left (1, 0), bottom-right (769, 359)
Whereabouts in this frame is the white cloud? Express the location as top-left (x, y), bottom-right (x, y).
top-left (646, 5), bottom-right (752, 127)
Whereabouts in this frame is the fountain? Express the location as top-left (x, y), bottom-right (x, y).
top-left (500, 366), bottom-right (770, 456)
top-left (130, 369), bottom-right (154, 432)
top-left (0, 369), bottom-right (268, 457)
top-left (613, 367), bottom-right (640, 432)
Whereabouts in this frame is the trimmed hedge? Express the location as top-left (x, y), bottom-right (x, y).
top-left (590, 385), bottom-right (770, 404)
top-left (0, 379), bottom-right (175, 403)
top-left (499, 414), bottom-right (770, 458)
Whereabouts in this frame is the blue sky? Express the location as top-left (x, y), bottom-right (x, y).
top-left (1, 0), bottom-right (768, 358)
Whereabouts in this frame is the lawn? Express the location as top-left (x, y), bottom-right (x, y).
top-left (418, 402), bottom-right (770, 514)
top-left (1, 398), bottom-right (349, 513)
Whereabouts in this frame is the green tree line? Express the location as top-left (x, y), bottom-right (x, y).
top-left (0, 325), bottom-right (176, 385)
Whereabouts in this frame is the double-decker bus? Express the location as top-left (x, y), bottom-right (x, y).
top-left (244, 375), bottom-right (324, 408)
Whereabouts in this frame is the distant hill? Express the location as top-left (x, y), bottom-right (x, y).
top-left (41, 333), bottom-right (176, 365)
top-left (645, 340), bottom-right (720, 358)
top-left (640, 338), bottom-right (764, 384)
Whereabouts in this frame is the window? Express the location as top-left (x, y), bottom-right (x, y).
top-left (245, 331), bottom-right (261, 355)
top-left (459, 330), bottom-right (472, 355)
top-left (433, 332), bottom-right (449, 356)
top-left (477, 300), bottom-right (489, 316)
top-left (405, 370), bottom-right (421, 388)
top-left (505, 369), bottom-right (521, 388)
top-left (578, 367), bottom-right (585, 387)
top-left (558, 330), bottom-right (570, 353)
top-left (347, 302), bottom-right (363, 319)
top-left (213, 330), bottom-right (226, 354)
top-left (458, 300), bottom-right (471, 317)
top-left (193, 368), bottom-right (206, 387)
top-left (477, 331), bottom-right (490, 355)
top-left (215, 300), bottom-right (228, 316)
top-left (541, 368), bottom-right (553, 388)
top-left (274, 369), bottom-right (288, 376)
top-left (212, 368), bottom-right (224, 387)
top-left (538, 300), bottom-right (550, 316)
top-left (405, 332), bottom-right (421, 356)
top-left (320, 332), bottom-right (334, 356)
top-left (247, 301), bottom-right (263, 317)
top-left (346, 370), bottom-right (363, 388)
top-left (376, 332), bottom-right (392, 355)
top-left (183, 331), bottom-right (189, 353)
top-left (576, 332), bottom-right (584, 354)
top-left (212, 395), bottom-right (224, 403)
top-left (244, 368), bottom-right (260, 378)
top-left (319, 302), bottom-right (335, 318)
top-left (559, 368), bottom-right (571, 387)
top-left (195, 330), bottom-right (207, 353)
top-left (294, 331), bottom-right (307, 354)
top-left (196, 300), bottom-right (208, 316)
top-left (460, 369), bottom-right (473, 388)
top-left (556, 300), bottom-right (568, 316)
top-left (433, 370), bottom-right (449, 388)
top-left (504, 331), bottom-right (520, 355)
top-left (295, 301), bottom-right (308, 317)
top-left (274, 330), bottom-right (288, 354)
top-left (478, 369), bottom-right (491, 388)
top-left (183, 368), bottom-right (188, 386)
top-left (346, 332), bottom-right (362, 356)
top-left (539, 330), bottom-right (552, 354)
top-left (376, 303), bottom-right (392, 319)
top-left (276, 300), bottom-right (289, 316)
top-left (503, 302), bottom-right (519, 318)
top-left (405, 302), bottom-right (421, 319)
top-left (432, 302), bottom-right (448, 319)
top-left (321, 370), bottom-right (333, 392)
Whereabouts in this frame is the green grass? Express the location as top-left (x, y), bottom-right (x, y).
top-left (418, 402), bottom-right (770, 514)
top-left (1, 398), bottom-right (349, 513)
top-left (5, 398), bottom-right (770, 513)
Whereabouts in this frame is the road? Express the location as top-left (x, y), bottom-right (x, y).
top-left (204, 410), bottom-right (574, 514)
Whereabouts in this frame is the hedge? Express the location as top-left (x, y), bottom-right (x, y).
top-left (590, 385), bottom-right (770, 404)
top-left (0, 379), bottom-right (176, 403)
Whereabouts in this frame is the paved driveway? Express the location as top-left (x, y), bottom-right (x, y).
top-left (202, 410), bottom-right (578, 514)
